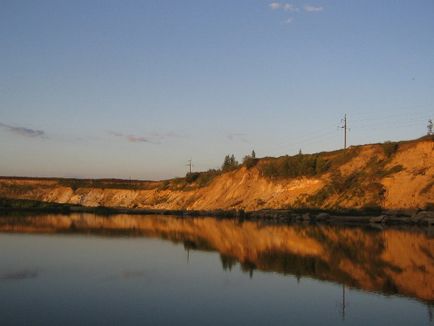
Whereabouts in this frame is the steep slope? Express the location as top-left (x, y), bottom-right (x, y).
top-left (0, 137), bottom-right (432, 211)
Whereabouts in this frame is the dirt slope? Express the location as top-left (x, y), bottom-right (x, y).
top-left (0, 137), bottom-right (432, 211)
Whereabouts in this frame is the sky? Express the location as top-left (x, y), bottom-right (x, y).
top-left (1, 0), bottom-right (433, 180)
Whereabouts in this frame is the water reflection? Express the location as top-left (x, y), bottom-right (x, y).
top-left (0, 212), bottom-right (433, 305)
top-left (0, 270), bottom-right (38, 281)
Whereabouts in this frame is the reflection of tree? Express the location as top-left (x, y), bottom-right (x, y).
top-left (241, 261), bottom-right (256, 279)
top-left (428, 304), bottom-right (433, 323)
top-left (256, 250), bottom-right (354, 284)
top-left (220, 254), bottom-right (237, 271)
top-left (0, 213), bottom-right (433, 304)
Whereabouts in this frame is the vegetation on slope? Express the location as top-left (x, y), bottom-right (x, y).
top-left (0, 136), bottom-right (432, 211)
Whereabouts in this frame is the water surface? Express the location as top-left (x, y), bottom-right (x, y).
top-left (0, 213), bottom-right (433, 325)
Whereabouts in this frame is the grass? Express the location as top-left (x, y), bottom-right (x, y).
top-left (185, 169), bottom-right (221, 187)
top-left (57, 178), bottom-right (158, 191)
top-left (2, 137), bottom-right (430, 211)
top-left (381, 141), bottom-right (399, 158)
top-left (258, 153), bottom-right (331, 179)
top-left (304, 149), bottom-right (398, 209)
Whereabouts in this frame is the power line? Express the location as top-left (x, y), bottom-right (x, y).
top-left (263, 129), bottom-right (338, 154)
top-left (355, 118), bottom-right (428, 131)
top-left (351, 111), bottom-right (430, 124)
top-left (257, 105), bottom-right (430, 154)
top-left (349, 104), bottom-right (432, 118)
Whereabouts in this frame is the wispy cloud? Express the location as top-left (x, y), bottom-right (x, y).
top-left (269, 2), bottom-right (324, 25)
top-left (270, 2), bottom-right (281, 10)
top-left (126, 135), bottom-right (150, 143)
top-left (108, 131), bottom-right (154, 144)
top-left (148, 131), bottom-right (187, 140)
top-left (304, 5), bottom-right (324, 12)
top-left (107, 131), bottom-right (123, 137)
top-left (108, 130), bottom-right (186, 144)
top-left (0, 122), bottom-right (45, 138)
top-left (227, 133), bottom-right (249, 143)
top-left (269, 2), bottom-right (298, 12)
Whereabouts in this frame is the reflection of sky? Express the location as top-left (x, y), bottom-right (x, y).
top-left (0, 233), bottom-right (430, 325)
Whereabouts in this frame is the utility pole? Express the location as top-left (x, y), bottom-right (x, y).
top-left (186, 159), bottom-right (193, 174)
top-left (340, 114), bottom-right (348, 149)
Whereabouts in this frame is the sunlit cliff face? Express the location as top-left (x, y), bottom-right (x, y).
top-left (0, 213), bottom-right (433, 303)
top-left (0, 139), bottom-right (432, 211)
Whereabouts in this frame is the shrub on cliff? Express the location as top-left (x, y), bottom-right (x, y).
top-left (381, 141), bottom-right (399, 158)
top-left (222, 154), bottom-right (239, 172)
top-left (242, 151), bottom-right (258, 169)
top-left (260, 153), bottom-right (330, 179)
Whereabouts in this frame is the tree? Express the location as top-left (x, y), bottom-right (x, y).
top-left (243, 151), bottom-right (258, 168)
top-left (222, 154), bottom-right (239, 171)
top-left (230, 154), bottom-right (238, 167)
top-left (222, 155), bottom-right (231, 170)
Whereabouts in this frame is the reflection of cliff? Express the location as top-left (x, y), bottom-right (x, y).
top-left (0, 213), bottom-right (433, 303)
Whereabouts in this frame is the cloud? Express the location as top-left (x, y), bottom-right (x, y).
top-left (148, 131), bottom-right (187, 140)
top-left (283, 17), bottom-right (293, 24)
top-left (0, 122), bottom-right (45, 138)
top-left (283, 3), bottom-right (297, 12)
top-left (269, 2), bottom-right (298, 12)
top-left (270, 2), bottom-right (281, 10)
top-left (304, 5), bottom-right (324, 12)
top-left (126, 135), bottom-right (150, 143)
top-left (107, 131), bottom-right (123, 137)
top-left (108, 130), bottom-right (186, 144)
top-left (108, 131), bottom-right (154, 144)
top-left (227, 133), bottom-right (249, 143)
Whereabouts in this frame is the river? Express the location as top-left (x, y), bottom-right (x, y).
top-left (0, 213), bottom-right (433, 325)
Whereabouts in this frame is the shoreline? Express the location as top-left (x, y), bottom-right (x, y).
top-left (1, 198), bottom-right (433, 226)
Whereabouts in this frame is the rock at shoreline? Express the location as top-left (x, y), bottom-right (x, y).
top-left (370, 215), bottom-right (386, 223)
top-left (316, 212), bottom-right (330, 221)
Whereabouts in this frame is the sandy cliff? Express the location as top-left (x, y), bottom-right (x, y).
top-left (0, 137), bottom-right (433, 211)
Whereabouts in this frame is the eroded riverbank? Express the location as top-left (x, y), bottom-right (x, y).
top-left (1, 197), bottom-right (433, 226)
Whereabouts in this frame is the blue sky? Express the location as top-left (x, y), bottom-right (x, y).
top-left (1, 0), bottom-right (433, 180)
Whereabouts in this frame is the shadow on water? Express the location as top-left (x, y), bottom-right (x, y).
top-left (0, 212), bottom-right (433, 305)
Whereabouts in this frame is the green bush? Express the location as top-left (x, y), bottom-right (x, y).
top-left (184, 169), bottom-right (221, 187)
top-left (381, 141), bottom-right (399, 158)
top-left (196, 169), bottom-right (221, 187)
top-left (260, 154), bottom-right (331, 179)
top-left (185, 172), bottom-right (200, 183)
top-left (243, 156), bottom-right (258, 169)
top-left (222, 154), bottom-right (239, 171)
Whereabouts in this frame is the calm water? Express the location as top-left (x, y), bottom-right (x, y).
top-left (0, 213), bottom-right (433, 326)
